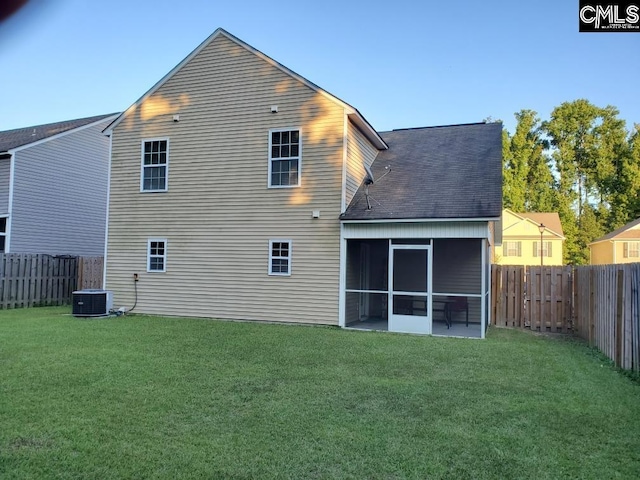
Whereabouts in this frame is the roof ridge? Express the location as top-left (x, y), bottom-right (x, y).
top-left (390, 122), bottom-right (497, 132)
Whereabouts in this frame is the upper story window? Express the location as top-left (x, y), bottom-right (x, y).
top-left (269, 129), bottom-right (300, 188)
top-left (141, 139), bottom-right (169, 192)
top-left (503, 241), bottom-right (521, 257)
top-left (623, 241), bottom-right (640, 258)
top-left (147, 238), bottom-right (167, 272)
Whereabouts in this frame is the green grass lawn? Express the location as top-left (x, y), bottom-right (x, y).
top-left (1, 307), bottom-right (640, 479)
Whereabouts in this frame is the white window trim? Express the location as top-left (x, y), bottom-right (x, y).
top-left (140, 138), bottom-right (170, 193)
top-left (268, 128), bottom-right (301, 189)
top-left (268, 239), bottom-right (292, 276)
top-left (147, 238), bottom-right (167, 273)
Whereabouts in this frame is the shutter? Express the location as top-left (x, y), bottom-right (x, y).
top-left (533, 241), bottom-right (538, 257)
top-left (623, 242), bottom-right (628, 258)
top-left (547, 242), bottom-right (552, 257)
top-left (517, 241), bottom-right (522, 256)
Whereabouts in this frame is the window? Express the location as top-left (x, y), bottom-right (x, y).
top-left (141, 139), bottom-right (169, 191)
top-left (533, 241), bottom-right (552, 257)
top-left (0, 217), bottom-right (6, 253)
top-left (623, 241), bottom-right (640, 258)
top-left (503, 241), bottom-right (521, 257)
top-left (269, 239), bottom-right (291, 276)
top-left (147, 239), bottom-right (167, 272)
top-left (269, 129), bottom-right (300, 187)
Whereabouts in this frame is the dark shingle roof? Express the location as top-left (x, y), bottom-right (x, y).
top-left (0, 113), bottom-right (118, 153)
top-left (341, 122), bottom-right (503, 221)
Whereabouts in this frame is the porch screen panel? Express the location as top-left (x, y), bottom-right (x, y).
top-left (393, 249), bottom-right (427, 293)
top-left (432, 238), bottom-right (481, 294)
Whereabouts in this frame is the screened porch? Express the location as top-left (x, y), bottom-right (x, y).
top-left (344, 238), bottom-right (488, 338)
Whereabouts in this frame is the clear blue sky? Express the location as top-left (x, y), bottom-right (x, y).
top-left (1, 0), bottom-right (639, 135)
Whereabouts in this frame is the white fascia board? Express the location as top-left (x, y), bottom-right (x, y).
top-left (102, 29), bottom-right (387, 150)
top-left (346, 112), bottom-right (387, 150)
top-left (9, 114), bottom-right (119, 154)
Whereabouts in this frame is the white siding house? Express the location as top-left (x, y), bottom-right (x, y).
top-left (0, 114), bottom-right (118, 255)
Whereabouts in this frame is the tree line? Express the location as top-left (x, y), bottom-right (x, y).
top-left (501, 99), bottom-right (640, 265)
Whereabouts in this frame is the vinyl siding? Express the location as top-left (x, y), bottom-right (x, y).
top-left (589, 241), bottom-right (612, 264)
top-left (342, 221), bottom-right (490, 239)
top-left (345, 121), bottom-right (379, 208)
top-left (9, 119), bottom-right (112, 255)
top-left (106, 34), bottom-right (347, 324)
top-left (0, 158), bottom-right (9, 213)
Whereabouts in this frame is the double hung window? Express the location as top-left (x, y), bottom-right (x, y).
top-left (503, 241), bottom-right (521, 257)
top-left (624, 241), bottom-right (640, 258)
top-left (269, 240), bottom-right (291, 276)
top-left (269, 129), bottom-right (300, 187)
top-left (147, 239), bottom-right (167, 272)
top-left (141, 139), bottom-right (169, 192)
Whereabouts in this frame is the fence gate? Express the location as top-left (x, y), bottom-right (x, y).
top-left (492, 265), bottom-right (525, 328)
top-left (492, 265), bottom-right (573, 332)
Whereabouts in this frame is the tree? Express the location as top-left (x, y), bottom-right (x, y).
top-left (503, 110), bottom-right (554, 212)
top-left (542, 100), bottom-right (634, 264)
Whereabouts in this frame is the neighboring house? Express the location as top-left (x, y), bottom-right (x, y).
top-left (494, 209), bottom-right (565, 266)
top-left (589, 217), bottom-right (640, 264)
top-left (0, 114), bottom-right (118, 255)
top-left (103, 28), bottom-right (502, 338)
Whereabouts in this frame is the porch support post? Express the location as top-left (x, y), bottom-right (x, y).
top-left (481, 238), bottom-right (487, 339)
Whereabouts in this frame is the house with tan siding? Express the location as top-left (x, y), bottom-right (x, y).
top-left (494, 209), bottom-right (565, 266)
top-left (103, 29), bottom-right (502, 337)
top-left (589, 217), bottom-right (640, 264)
top-left (0, 114), bottom-right (118, 255)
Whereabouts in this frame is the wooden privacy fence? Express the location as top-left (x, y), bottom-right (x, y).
top-left (492, 263), bottom-right (640, 372)
top-left (574, 264), bottom-right (640, 372)
top-left (78, 256), bottom-right (104, 290)
top-left (0, 254), bottom-right (104, 309)
top-left (491, 265), bottom-right (573, 333)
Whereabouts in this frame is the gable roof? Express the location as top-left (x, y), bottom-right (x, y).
top-left (341, 122), bottom-right (503, 221)
top-left (504, 210), bottom-right (565, 238)
top-left (589, 217), bottom-right (640, 245)
top-left (103, 28), bottom-right (387, 150)
top-left (0, 114), bottom-right (118, 153)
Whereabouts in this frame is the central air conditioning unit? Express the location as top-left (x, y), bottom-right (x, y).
top-left (72, 290), bottom-right (113, 317)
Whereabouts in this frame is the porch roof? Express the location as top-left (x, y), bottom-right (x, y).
top-left (341, 122), bottom-right (503, 221)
